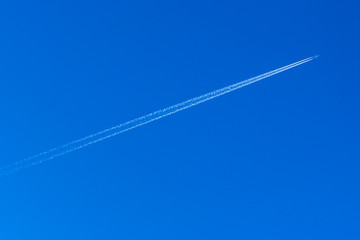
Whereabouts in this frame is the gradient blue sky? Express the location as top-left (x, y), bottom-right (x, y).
top-left (0, 0), bottom-right (359, 239)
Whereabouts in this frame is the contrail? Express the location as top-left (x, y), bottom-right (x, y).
top-left (0, 56), bottom-right (318, 176)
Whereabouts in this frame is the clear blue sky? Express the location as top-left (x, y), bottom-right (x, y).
top-left (0, 0), bottom-right (359, 239)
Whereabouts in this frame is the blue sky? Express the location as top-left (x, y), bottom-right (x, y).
top-left (0, 0), bottom-right (359, 239)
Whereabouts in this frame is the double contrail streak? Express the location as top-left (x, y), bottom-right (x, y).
top-left (0, 56), bottom-right (318, 176)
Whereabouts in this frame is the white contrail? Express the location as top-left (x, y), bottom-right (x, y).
top-left (0, 56), bottom-right (318, 176)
